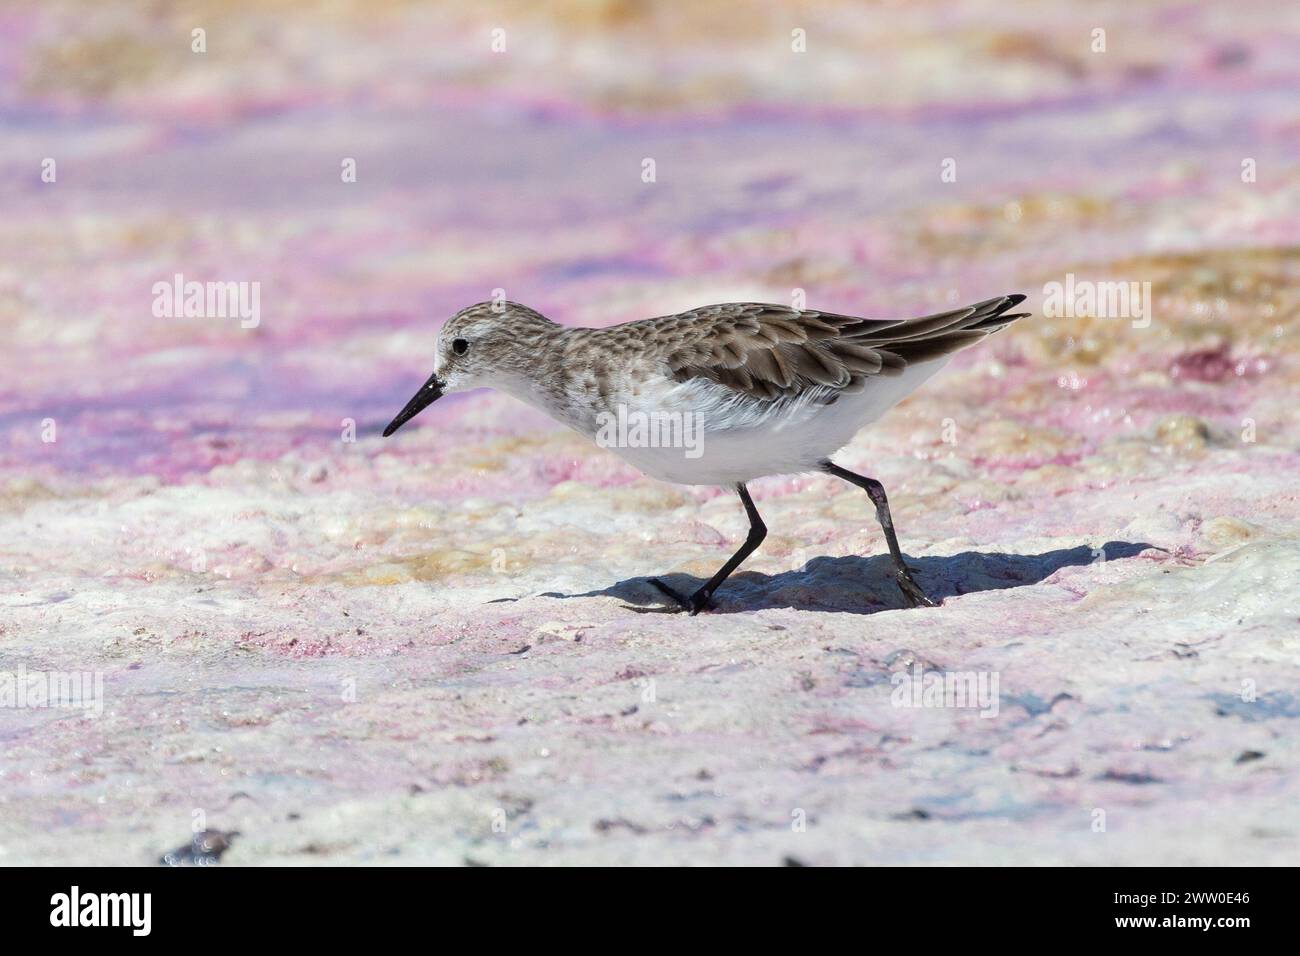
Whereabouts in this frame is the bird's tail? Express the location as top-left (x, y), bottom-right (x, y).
top-left (846, 293), bottom-right (1029, 367)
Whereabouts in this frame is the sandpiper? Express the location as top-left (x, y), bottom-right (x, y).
top-left (384, 294), bottom-right (1029, 613)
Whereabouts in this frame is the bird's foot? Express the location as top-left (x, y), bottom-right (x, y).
top-left (648, 578), bottom-right (712, 615)
top-left (894, 568), bottom-right (938, 609)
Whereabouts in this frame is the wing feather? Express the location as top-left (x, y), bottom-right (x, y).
top-left (644, 295), bottom-right (1026, 407)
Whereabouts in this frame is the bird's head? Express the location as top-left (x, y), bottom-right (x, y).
top-left (383, 301), bottom-right (557, 437)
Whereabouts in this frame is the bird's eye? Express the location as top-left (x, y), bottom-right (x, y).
top-left (452, 338), bottom-right (469, 356)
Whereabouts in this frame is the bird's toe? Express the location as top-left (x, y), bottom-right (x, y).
top-left (649, 577), bottom-right (694, 613)
top-left (895, 571), bottom-right (938, 609)
top-left (687, 592), bottom-right (713, 615)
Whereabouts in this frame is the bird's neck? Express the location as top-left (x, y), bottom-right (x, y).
top-left (494, 325), bottom-right (605, 436)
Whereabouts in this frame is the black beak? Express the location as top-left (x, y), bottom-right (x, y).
top-left (383, 372), bottom-right (444, 437)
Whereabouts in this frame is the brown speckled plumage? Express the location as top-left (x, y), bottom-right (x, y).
top-left (644, 295), bottom-right (1028, 402)
top-left (436, 295), bottom-right (1027, 413)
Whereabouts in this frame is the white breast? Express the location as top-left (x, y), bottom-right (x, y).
top-left (594, 358), bottom-right (952, 486)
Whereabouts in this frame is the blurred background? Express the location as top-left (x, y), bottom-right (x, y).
top-left (3, 0), bottom-right (1297, 478)
top-left (1, 1), bottom-right (1298, 865)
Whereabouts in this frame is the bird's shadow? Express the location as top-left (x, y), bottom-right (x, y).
top-left (539, 541), bottom-right (1158, 615)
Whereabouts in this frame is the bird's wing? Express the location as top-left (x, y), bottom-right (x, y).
top-left (651, 295), bottom-right (1028, 404)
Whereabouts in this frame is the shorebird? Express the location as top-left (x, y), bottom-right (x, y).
top-left (384, 295), bottom-right (1029, 614)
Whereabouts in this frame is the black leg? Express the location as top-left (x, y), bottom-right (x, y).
top-left (822, 461), bottom-right (937, 608)
top-left (650, 483), bottom-right (767, 615)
